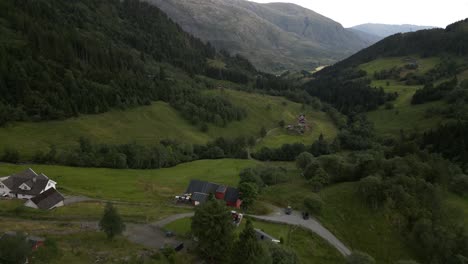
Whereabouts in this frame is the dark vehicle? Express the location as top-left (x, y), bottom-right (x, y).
top-left (285, 206), bottom-right (292, 215)
top-left (165, 230), bottom-right (175, 237)
top-left (175, 242), bottom-right (184, 252)
top-left (302, 212), bottom-right (309, 220)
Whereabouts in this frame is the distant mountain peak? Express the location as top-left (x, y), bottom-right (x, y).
top-left (350, 23), bottom-right (437, 38)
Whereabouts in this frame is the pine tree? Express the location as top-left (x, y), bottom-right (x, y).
top-left (231, 219), bottom-right (271, 264)
top-left (99, 203), bottom-right (125, 240)
top-left (191, 195), bottom-right (234, 263)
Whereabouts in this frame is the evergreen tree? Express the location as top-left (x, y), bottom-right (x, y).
top-left (99, 203), bottom-right (126, 240)
top-left (231, 219), bottom-right (272, 264)
top-left (238, 182), bottom-right (258, 209)
top-left (191, 195), bottom-right (235, 263)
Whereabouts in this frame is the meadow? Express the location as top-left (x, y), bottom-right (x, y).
top-left (361, 57), bottom-right (449, 137)
top-left (0, 89), bottom-right (337, 159)
top-left (0, 159), bottom-right (257, 203)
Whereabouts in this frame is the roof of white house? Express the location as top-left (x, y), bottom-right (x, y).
top-left (29, 188), bottom-right (64, 210)
top-left (1, 168), bottom-right (51, 195)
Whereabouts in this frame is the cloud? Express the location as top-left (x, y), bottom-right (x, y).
top-left (249, 0), bottom-right (468, 28)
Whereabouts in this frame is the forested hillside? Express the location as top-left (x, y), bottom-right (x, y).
top-left (0, 0), bottom-right (257, 125)
top-left (304, 19), bottom-right (468, 114)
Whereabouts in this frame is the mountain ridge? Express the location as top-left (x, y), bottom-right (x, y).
top-left (350, 23), bottom-right (437, 38)
top-left (147, 0), bottom-right (378, 72)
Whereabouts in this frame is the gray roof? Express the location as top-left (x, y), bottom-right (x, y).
top-left (185, 180), bottom-right (240, 204)
top-left (30, 188), bottom-right (64, 210)
top-left (2, 169), bottom-right (50, 195)
top-left (186, 180), bottom-right (219, 194)
top-left (191, 192), bottom-right (209, 203)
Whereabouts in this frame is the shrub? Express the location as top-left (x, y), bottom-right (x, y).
top-left (303, 194), bottom-right (323, 215)
top-left (296, 152), bottom-right (314, 170)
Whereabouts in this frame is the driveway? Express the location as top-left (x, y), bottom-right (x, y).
top-left (250, 210), bottom-right (351, 256)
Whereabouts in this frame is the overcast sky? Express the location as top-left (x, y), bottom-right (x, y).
top-left (250, 0), bottom-right (468, 28)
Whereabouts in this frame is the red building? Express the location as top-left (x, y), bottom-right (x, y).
top-left (184, 180), bottom-right (242, 208)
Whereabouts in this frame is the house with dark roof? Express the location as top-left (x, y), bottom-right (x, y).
top-left (0, 168), bottom-right (57, 199)
top-left (24, 188), bottom-right (65, 210)
top-left (184, 179), bottom-right (242, 208)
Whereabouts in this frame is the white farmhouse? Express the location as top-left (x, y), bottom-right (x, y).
top-left (0, 168), bottom-right (57, 199)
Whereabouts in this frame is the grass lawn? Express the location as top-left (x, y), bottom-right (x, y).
top-left (0, 89), bottom-right (336, 159)
top-left (0, 199), bottom-right (191, 222)
top-left (0, 159), bottom-right (257, 203)
top-left (318, 182), bottom-right (418, 263)
top-left (164, 217), bottom-right (344, 264)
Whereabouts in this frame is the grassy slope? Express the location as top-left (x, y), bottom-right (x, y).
top-left (205, 89), bottom-right (338, 149)
top-left (361, 57), bottom-right (448, 136)
top-left (0, 89), bottom-right (337, 158)
top-left (446, 194), bottom-right (468, 227)
top-left (318, 182), bottom-right (417, 263)
top-left (0, 159), bottom-right (257, 203)
top-left (164, 217), bottom-right (344, 264)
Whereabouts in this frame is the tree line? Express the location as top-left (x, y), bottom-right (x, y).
top-left (1, 136), bottom-right (251, 169)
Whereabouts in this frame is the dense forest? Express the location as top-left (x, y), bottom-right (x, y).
top-left (0, 0), bottom-right (256, 126)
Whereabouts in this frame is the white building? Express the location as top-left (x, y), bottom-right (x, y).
top-left (0, 168), bottom-right (57, 199)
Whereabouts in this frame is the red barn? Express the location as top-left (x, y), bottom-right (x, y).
top-left (185, 180), bottom-right (242, 208)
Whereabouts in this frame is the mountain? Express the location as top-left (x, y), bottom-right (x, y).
top-left (350, 23), bottom-right (437, 38)
top-left (147, 0), bottom-right (379, 72)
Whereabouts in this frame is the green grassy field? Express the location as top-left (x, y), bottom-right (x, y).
top-left (0, 159), bottom-right (257, 203)
top-left (0, 89), bottom-right (337, 158)
top-left (0, 199), bottom-right (190, 222)
top-left (164, 217), bottom-right (344, 264)
top-left (205, 89), bottom-right (337, 149)
top-left (318, 182), bottom-right (418, 263)
top-left (363, 60), bottom-right (448, 136)
top-left (359, 56), bottom-right (440, 75)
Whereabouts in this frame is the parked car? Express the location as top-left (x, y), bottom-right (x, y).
top-left (165, 230), bottom-right (175, 237)
top-left (285, 206), bottom-right (292, 215)
top-left (302, 212), bottom-right (309, 220)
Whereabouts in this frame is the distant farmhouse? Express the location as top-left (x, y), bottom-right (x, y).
top-left (177, 179), bottom-right (242, 208)
top-left (286, 113), bottom-right (310, 134)
top-left (0, 168), bottom-right (64, 210)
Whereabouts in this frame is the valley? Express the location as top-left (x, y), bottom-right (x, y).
top-left (0, 0), bottom-right (467, 263)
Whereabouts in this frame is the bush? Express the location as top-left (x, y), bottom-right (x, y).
top-left (303, 194), bottom-right (323, 215)
top-left (296, 152), bottom-right (314, 170)
top-left (450, 174), bottom-right (468, 196)
top-left (303, 160), bottom-right (321, 180)
top-left (307, 168), bottom-right (330, 192)
top-left (2, 148), bottom-right (20, 163)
